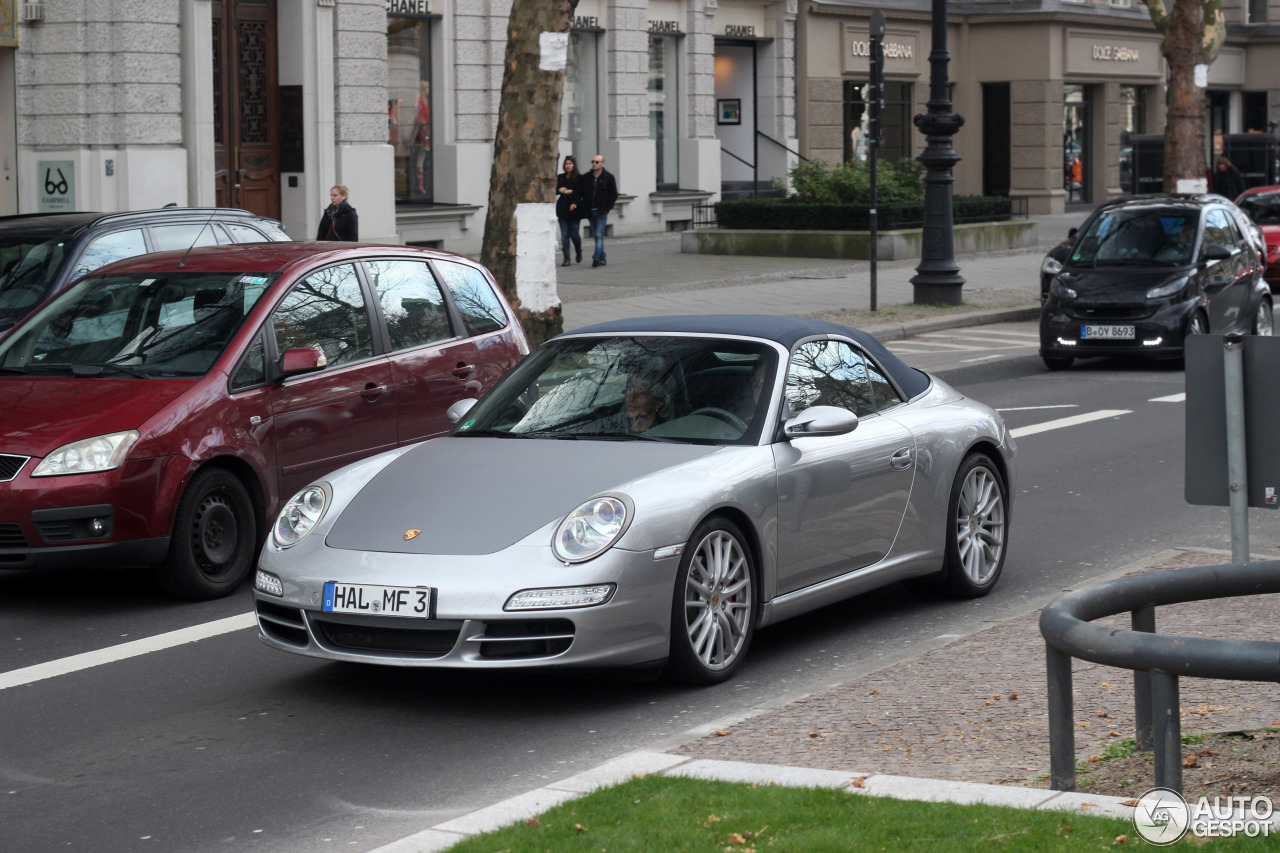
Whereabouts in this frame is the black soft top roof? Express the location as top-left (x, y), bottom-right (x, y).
top-left (566, 314), bottom-right (932, 400)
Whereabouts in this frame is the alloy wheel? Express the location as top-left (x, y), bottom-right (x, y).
top-left (955, 465), bottom-right (1006, 586)
top-left (682, 530), bottom-right (753, 672)
top-left (1255, 301), bottom-right (1274, 337)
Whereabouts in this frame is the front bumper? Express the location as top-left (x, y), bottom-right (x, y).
top-left (254, 541), bottom-right (679, 670)
top-left (1039, 298), bottom-right (1194, 360)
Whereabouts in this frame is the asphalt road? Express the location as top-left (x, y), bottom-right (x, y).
top-left (4, 324), bottom-right (1277, 853)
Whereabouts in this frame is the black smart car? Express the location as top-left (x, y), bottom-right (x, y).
top-left (1039, 195), bottom-right (1272, 370)
top-left (0, 207), bottom-right (290, 336)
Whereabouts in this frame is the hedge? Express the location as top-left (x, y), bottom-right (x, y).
top-left (713, 195), bottom-right (1013, 231)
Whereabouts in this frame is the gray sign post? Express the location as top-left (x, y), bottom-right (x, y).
top-left (1185, 333), bottom-right (1280, 562)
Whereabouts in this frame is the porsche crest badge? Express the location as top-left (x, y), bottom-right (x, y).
top-left (403, 529), bottom-right (421, 541)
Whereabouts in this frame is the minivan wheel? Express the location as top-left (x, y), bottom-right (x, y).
top-left (1253, 298), bottom-right (1273, 337)
top-left (156, 468), bottom-right (256, 600)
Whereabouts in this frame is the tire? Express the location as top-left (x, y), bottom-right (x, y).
top-left (936, 453), bottom-right (1008, 599)
top-left (1253, 298), bottom-right (1273, 337)
top-left (156, 468), bottom-right (257, 600)
top-left (664, 518), bottom-right (756, 686)
top-left (1042, 355), bottom-right (1074, 371)
top-left (1187, 310), bottom-right (1208, 338)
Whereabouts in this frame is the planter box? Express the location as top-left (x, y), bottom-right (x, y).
top-left (680, 220), bottom-right (1038, 261)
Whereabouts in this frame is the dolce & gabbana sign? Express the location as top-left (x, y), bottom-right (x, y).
top-left (1065, 30), bottom-right (1163, 77)
top-left (842, 24), bottom-right (920, 75)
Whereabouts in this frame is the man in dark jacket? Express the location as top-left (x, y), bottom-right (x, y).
top-left (317, 184), bottom-right (359, 241)
top-left (580, 155), bottom-right (618, 267)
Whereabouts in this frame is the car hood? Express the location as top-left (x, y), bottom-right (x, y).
top-left (0, 377), bottom-right (192, 456)
top-left (324, 436), bottom-right (722, 555)
top-left (1059, 266), bottom-right (1189, 302)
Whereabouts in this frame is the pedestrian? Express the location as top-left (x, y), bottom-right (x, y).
top-left (316, 184), bottom-right (359, 242)
top-left (1212, 155), bottom-right (1245, 201)
top-left (581, 154), bottom-right (618, 267)
top-left (555, 155), bottom-right (584, 266)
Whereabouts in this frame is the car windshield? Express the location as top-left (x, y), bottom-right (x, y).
top-left (1070, 210), bottom-right (1198, 266)
top-left (456, 335), bottom-right (778, 445)
top-left (0, 271), bottom-right (274, 377)
top-left (0, 234), bottom-right (69, 324)
top-left (1238, 192), bottom-right (1280, 226)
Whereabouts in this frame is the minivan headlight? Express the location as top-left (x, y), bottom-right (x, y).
top-left (1146, 279), bottom-right (1187, 300)
top-left (552, 496), bottom-right (630, 563)
top-left (273, 483), bottom-right (331, 548)
top-left (1041, 255), bottom-right (1064, 276)
top-left (1049, 279), bottom-right (1077, 300)
top-left (32, 430), bottom-right (139, 476)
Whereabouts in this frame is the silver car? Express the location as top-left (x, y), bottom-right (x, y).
top-left (254, 316), bottom-right (1016, 684)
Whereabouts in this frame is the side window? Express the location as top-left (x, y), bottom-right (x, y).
top-left (72, 229), bottom-right (146, 278)
top-left (225, 223), bottom-right (271, 244)
top-left (231, 333), bottom-right (267, 390)
top-left (1204, 210), bottom-right (1234, 252)
top-left (785, 340), bottom-right (876, 418)
top-left (149, 224), bottom-right (221, 252)
top-left (365, 259), bottom-right (452, 351)
top-left (434, 260), bottom-right (508, 336)
top-left (865, 357), bottom-right (904, 411)
top-left (270, 264), bottom-right (374, 367)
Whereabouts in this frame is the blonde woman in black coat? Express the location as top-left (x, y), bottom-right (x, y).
top-left (317, 184), bottom-right (359, 241)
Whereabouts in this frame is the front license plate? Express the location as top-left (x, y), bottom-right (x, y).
top-left (1081, 324), bottom-right (1135, 340)
top-left (322, 582), bottom-right (433, 617)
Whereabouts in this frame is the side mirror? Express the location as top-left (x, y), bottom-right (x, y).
top-left (279, 346), bottom-right (326, 377)
top-left (447, 398), bottom-right (479, 424)
top-left (1203, 244), bottom-right (1233, 262)
top-left (1068, 227), bottom-right (1078, 239)
top-left (783, 405), bottom-right (859, 439)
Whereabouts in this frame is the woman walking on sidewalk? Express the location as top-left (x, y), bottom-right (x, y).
top-left (555, 155), bottom-right (584, 266)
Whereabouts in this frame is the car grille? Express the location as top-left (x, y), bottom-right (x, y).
top-left (35, 520), bottom-right (75, 542)
top-left (256, 600), bottom-right (310, 647)
top-left (1069, 305), bottom-right (1156, 322)
top-left (0, 454), bottom-right (29, 483)
top-left (0, 522), bottom-right (28, 548)
top-left (473, 619), bottom-right (575, 660)
top-left (313, 617), bottom-right (462, 656)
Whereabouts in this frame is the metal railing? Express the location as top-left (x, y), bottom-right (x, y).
top-left (692, 202), bottom-right (717, 228)
top-left (1039, 559), bottom-right (1280, 795)
top-left (756, 130), bottom-right (809, 164)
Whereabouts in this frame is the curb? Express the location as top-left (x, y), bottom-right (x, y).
top-left (862, 305), bottom-right (1042, 341)
top-left (369, 750), bottom-right (1139, 853)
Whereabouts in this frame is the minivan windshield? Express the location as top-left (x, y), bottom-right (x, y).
top-left (0, 272), bottom-right (274, 377)
top-left (1070, 210), bottom-right (1199, 267)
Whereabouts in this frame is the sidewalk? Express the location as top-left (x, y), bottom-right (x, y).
top-left (556, 209), bottom-right (1090, 331)
top-left (372, 546), bottom-right (1280, 853)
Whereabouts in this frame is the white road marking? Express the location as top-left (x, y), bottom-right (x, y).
top-left (996, 405), bottom-right (1079, 412)
top-left (916, 335), bottom-right (1036, 346)
top-left (0, 612), bottom-right (256, 691)
top-left (949, 329), bottom-right (1041, 340)
top-left (1009, 409), bottom-right (1132, 439)
top-left (888, 341), bottom-right (988, 351)
top-left (1150, 392), bottom-right (1186, 403)
top-left (960, 354), bottom-right (1005, 364)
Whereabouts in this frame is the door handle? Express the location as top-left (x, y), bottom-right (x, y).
top-left (890, 446), bottom-right (913, 469)
top-left (360, 383), bottom-right (386, 401)
top-left (452, 363), bottom-right (476, 379)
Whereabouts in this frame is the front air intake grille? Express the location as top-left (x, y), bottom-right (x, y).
top-left (1069, 305), bottom-right (1155, 322)
top-left (0, 522), bottom-right (29, 548)
top-left (0, 455), bottom-right (29, 483)
top-left (256, 600), bottom-right (310, 647)
top-left (476, 619), bottom-right (575, 660)
top-left (314, 619), bottom-right (461, 656)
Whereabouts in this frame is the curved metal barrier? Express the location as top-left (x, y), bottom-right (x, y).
top-left (1039, 560), bottom-right (1280, 793)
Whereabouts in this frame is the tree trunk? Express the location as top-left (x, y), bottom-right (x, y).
top-left (480, 0), bottom-right (577, 347)
top-left (1161, 0), bottom-right (1206, 192)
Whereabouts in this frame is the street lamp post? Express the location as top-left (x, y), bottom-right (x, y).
top-left (910, 0), bottom-right (965, 305)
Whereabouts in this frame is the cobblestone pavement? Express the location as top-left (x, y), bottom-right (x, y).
top-left (673, 548), bottom-right (1280, 787)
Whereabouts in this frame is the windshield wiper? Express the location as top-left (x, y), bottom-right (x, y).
top-left (0, 365), bottom-right (28, 374)
top-left (570, 431), bottom-right (682, 443)
top-left (71, 363), bottom-right (152, 379)
top-left (455, 428), bottom-right (533, 438)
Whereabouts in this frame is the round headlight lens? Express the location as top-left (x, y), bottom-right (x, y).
top-left (553, 496), bottom-right (628, 563)
top-left (273, 483), bottom-right (331, 548)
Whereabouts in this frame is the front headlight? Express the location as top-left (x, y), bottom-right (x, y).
top-left (31, 430), bottom-right (139, 477)
top-left (1146, 279), bottom-right (1187, 300)
top-left (1049, 279), bottom-right (1077, 300)
top-left (273, 482), bottom-right (331, 548)
top-left (1041, 255), bottom-right (1064, 276)
top-left (552, 496), bottom-right (630, 563)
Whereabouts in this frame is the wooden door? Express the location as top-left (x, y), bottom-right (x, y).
top-left (212, 0), bottom-right (280, 219)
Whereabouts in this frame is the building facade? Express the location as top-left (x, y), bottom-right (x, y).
top-left (0, 0), bottom-right (799, 253)
top-left (799, 0), bottom-right (1280, 215)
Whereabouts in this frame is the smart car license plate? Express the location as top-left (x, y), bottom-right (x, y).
top-left (322, 582), bottom-right (433, 617)
top-left (1081, 324), bottom-right (1135, 340)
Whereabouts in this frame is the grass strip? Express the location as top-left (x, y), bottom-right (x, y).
top-left (442, 775), bottom-right (1257, 852)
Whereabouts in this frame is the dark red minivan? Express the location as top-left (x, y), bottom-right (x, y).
top-left (0, 242), bottom-right (529, 598)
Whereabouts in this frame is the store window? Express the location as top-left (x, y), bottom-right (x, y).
top-left (1118, 86), bottom-right (1146, 197)
top-left (1247, 0), bottom-right (1267, 24)
top-left (562, 31), bottom-right (601, 167)
top-left (1064, 84), bottom-right (1088, 203)
top-left (1243, 92), bottom-right (1269, 132)
top-left (843, 81), bottom-right (912, 164)
top-left (649, 35), bottom-right (680, 189)
top-left (388, 16), bottom-right (434, 204)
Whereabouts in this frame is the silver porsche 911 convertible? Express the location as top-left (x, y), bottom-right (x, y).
top-left (254, 315), bottom-right (1016, 684)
